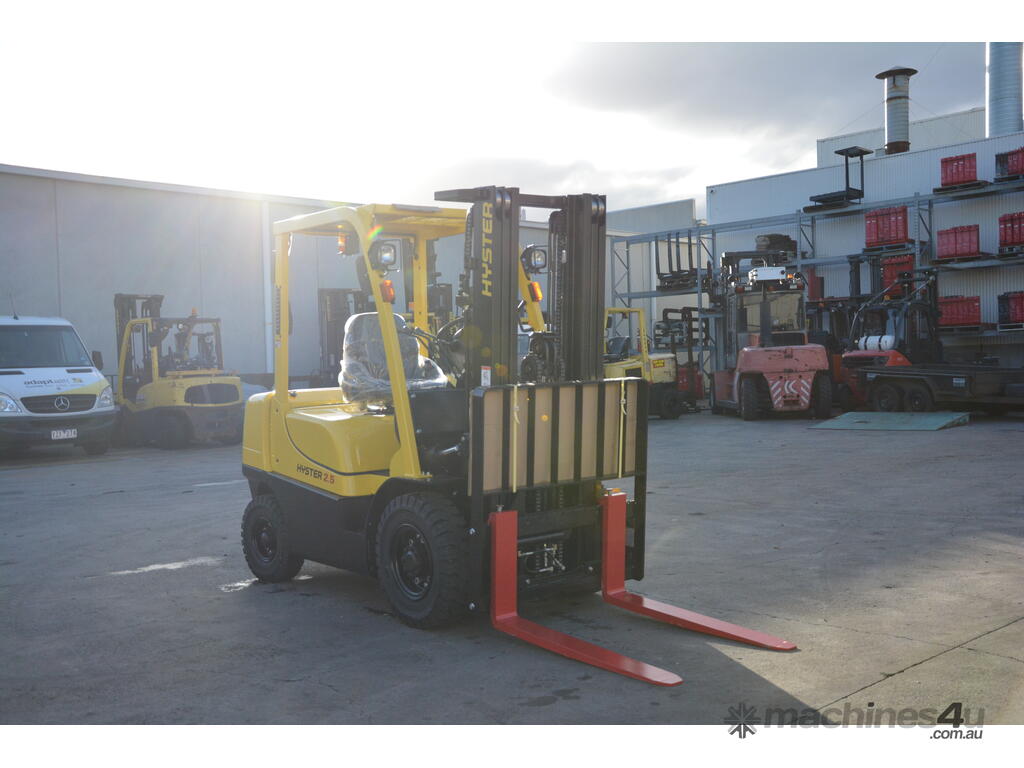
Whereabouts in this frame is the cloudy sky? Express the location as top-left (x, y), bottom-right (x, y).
top-left (0, 6), bottom-right (987, 215)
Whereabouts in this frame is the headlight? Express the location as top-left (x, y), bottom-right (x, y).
top-left (0, 394), bottom-right (21, 413)
top-left (378, 243), bottom-right (397, 267)
top-left (97, 385), bottom-right (114, 408)
top-left (521, 245), bottom-right (547, 272)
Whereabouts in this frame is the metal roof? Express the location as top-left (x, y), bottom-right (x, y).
top-left (0, 316), bottom-right (75, 326)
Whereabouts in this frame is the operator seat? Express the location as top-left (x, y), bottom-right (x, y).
top-left (339, 312), bottom-right (447, 404)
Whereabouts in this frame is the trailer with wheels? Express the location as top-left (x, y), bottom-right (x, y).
top-left (238, 189), bottom-right (796, 686)
top-left (862, 364), bottom-right (1024, 414)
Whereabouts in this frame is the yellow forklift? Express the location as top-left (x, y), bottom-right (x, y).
top-left (603, 307), bottom-right (686, 419)
top-left (239, 189), bottom-right (794, 686)
top-left (114, 294), bottom-right (244, 449)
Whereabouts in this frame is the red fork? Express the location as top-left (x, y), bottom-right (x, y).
top-left (600, 492), bottom-right (797, 651)
top-left (489, 508), bottom-right (682, 687)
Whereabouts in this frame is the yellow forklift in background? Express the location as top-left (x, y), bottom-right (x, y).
top-left (114, 294), bottom-right (244, 449)
top-left (239, 189), bottom-right (794, 686)
top-left (603, 307), bottom-right (687, 419)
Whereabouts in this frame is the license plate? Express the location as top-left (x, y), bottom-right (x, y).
top-left (51, 428), bottom-right (78, 440)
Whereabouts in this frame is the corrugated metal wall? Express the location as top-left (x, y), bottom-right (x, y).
top-left (816, 108), bottom-right (986, 167)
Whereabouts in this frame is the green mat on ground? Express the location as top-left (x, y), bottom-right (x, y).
top-left (809, 411), bottom-right (970, 431)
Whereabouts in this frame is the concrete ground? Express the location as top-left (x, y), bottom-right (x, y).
top-left (1, 412), bottom-right (1022, 724)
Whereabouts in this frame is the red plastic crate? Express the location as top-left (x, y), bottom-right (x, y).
top-left (1009, 293), bottom-right (1024, 323)
top-left (998, 292), bottom-right (1024, 324)
top-left (882, 254), bottom-right (914, 288)
top-left (865, 206), bottom-right (910, 247)
top-left (937, 228), bottom-right (957, 259)
top-left (1012, 148), bottom-right (1024, 176)
top-left (939, 295), bottom-right (981, 327)
top-left (1003, 212), bottom-right (1024, 247)
top-left (941, 153), bottom-right (977, 186)
top-left (956, 224), bottom-right (979, 256)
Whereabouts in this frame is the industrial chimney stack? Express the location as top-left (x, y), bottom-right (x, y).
top-left (876, 65), bottom-right (918, 155)
top-left (987, 42), bottom-right (1024, 137)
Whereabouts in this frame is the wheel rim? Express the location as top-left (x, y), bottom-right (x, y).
top-left (250, 518), bottom-right (277, 565)
top-left (906, 390), bottom-right (928, 412)
top-left (877, 387), bottom-right (899, 412)
top-left (389, 523), bottom-right (432, 601)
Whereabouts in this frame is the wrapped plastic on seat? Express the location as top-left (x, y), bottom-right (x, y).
top-left (339, 312), bottom-right (448, 404)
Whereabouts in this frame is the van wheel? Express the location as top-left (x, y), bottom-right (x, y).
top-left (739, 378), bottom-right (760, 421)
top-left (376, 493), bottom-right (469, 629)
top-left (903, 383), bottom-right (934, 412)
top-left (242, 494), bottom-right (305, 582)
top-left (156, 412), bottom-right (190, 449)
top-left (871, 383), bottom-right (903, 412)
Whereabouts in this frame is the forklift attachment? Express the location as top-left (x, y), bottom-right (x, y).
top-left (600, 493), bottom-right (797, 651)
top-left (489, 508), bottom-right (683, 687)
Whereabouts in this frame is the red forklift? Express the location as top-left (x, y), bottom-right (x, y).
top-left (709, 251), bottom-right (832, 420)
top-left (838, 268), bottom-right (1024, 413)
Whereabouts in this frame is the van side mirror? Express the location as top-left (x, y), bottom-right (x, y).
top-left (92, 350), bottom-right (104, 370)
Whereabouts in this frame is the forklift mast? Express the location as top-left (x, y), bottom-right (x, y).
top-left (718, 251), bottom-right (809, 360)
top-left (848, 270), bottom-right (943, 364)
top-left (434, 187), bottom-right (607, 387)
top-left (114, 294), bottom-right (165, 380)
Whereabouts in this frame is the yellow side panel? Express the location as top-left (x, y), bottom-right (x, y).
top-left (244, 392), bottom-right (397, 497)
top-left (285, 406), bottom-right (398, 471)
top-left (242, 392), bottom-right (273, 471)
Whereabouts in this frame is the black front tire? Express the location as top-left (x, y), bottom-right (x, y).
top-left (376, 493), bottom-right (469, 629)
top-left (740, 377), bottom-right (760, 421)
top-left (241, 494), bottom-right (305, 582)
top-left (812, 374), bottom-right (833, 419)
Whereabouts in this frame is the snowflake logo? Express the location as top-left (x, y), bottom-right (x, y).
top-left (724, 702), bottom-right (760, 738)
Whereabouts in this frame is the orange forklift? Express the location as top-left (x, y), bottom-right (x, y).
top-left (709, 251), bottom-right (832, 420)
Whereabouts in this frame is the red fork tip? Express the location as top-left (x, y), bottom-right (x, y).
top-left (775, 641), bottom-right (798, 651)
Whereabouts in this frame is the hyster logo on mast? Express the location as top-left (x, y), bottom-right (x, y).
top-left (480, 202), bottom-right (493, 297)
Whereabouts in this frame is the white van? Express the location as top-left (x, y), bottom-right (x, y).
top-left (0, 316), bottom-right (118, 455)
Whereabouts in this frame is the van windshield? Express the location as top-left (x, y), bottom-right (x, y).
top-left (0, 325), bottom-right (93, 368)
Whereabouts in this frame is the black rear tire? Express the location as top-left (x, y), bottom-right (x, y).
top-left (837, 384), bottom-right (856, 413)
top-left (241, 494), bottom-right (305, 582)
top-left (708, 385), bottom-right (724, 415)
top-left (376, 492), bottom-right (469, 629)
top-left (659, 390), bottom-right (684, 420)
top-left (903, 382), bottom-right (934, 412)
top-left (871, 382), bottom-right (903, 412)
top-left (156, 412), bottom-right (190, 450)
top-left (812, 374), bottom-right (833, 419)
top-left (740, 377), bottom-right (760, 421)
